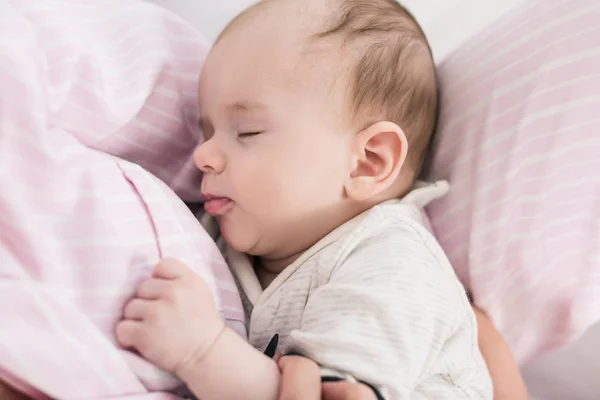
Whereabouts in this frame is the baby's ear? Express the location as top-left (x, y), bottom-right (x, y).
top-left (344, 121), bottom-right (407, 201)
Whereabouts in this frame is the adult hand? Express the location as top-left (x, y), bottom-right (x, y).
top-left (473, 307), bottom-right (529, 400)
top-left (277, 355), bottom-right (377, 400)
top-left (321, 381), bottom-right (378, 400)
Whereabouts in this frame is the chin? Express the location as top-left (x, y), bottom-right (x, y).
top-left (220, 223), bottom-right (257, 254)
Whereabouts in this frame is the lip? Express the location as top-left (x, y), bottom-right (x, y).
top-left (203, 193), bottom-right (234, 216)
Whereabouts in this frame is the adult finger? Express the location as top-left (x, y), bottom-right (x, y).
top-left (322, 381), bottom-right (378, 400)
top-left (277, 356), bottom-right (321, 400)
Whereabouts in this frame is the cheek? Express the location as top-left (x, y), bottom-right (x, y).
top-left (306, 138), bottom-right (349, 180)
top-left (233, 150), bottom-right (301, 211)
top-left (277, 139), bottom-right (348, 201)
top-left (229, 136), bottom-right (348, 210)
top-left (228, 150), bottom-right (287, 206)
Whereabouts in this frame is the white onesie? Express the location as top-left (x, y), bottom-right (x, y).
top-left (221, 182), bottom-right (493, 399)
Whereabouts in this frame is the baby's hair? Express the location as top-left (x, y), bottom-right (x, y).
top-left (218, 0), bottom-right (438, 178)
top-left (314, 0), bottom-right (438, 178)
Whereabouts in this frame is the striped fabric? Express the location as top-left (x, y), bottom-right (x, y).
top-left (0, 1), bottom-right (244, 399)
top-left (426, 0), bottom-right (600, 364)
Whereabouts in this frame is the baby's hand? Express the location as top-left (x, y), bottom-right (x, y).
top-left (116, 258), bottom-right (224, 376)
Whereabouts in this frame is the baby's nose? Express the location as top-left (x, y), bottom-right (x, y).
top-left (193, 140), bottom-right (225, 174)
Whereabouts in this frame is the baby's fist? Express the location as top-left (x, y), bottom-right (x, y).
top-left (116, 258), bottom-right (224, 376)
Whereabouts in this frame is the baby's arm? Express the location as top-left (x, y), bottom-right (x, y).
top-left (116, 259), bottom-right (279, 400)
top-left (177, 326), bottom-right (279, 400)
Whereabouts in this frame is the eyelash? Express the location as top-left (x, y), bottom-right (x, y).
top-left (237, 132), bottom-right (262, 140)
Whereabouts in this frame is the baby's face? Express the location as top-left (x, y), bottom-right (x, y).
top-left (194, 4), bottom-right (353, 262)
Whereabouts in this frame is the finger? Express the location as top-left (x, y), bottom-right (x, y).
top-left (273, 350), bottom-right (283, 362)
top-left (123, 298), bottom-right (154, 321)
top-left (152, 258), bottom-right (190, 280)
top-left (277, 356), bottom-right (321, 400)
top-left (115, 320), bottom-right (143, 348)
top-left (136, 278), bottom-right (170, 299)
top-left (322, 381), bottom-right (378, 400)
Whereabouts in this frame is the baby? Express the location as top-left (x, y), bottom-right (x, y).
top-left (117, 0), bottom-right (493, 399)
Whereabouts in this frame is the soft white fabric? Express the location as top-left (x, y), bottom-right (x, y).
top-left (226, 183), bottom-right (492, 400)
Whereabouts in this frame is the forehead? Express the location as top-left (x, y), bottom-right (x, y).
top-left (198, 1), bottom-right (345, 115)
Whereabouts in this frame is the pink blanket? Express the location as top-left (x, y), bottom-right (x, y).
top-left (0, 1), bottom-right (244, 398)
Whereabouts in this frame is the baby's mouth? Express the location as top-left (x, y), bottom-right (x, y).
top-left (204, 197), bottom-right (233, 216)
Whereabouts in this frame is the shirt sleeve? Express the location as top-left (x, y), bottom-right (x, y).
top-left (285, 218), bottom-right (492, 399)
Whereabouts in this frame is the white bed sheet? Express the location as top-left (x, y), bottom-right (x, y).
top-left (148, 1), bottom-right (600, 398)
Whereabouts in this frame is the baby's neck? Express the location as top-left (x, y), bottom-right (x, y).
top-left (253, 251), bottom-right (303, 289)
top-left (251, 199), bottom-right (378, 289)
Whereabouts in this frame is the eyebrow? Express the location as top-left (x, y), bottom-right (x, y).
top-left (198, 101), bottom-right (268, 129)
top-left (226, 101), bottom-right (268, 112)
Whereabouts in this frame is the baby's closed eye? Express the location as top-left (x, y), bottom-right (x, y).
top-left (237, 131), bottom-right (263, 139)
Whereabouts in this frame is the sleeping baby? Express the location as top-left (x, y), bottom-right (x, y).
top-left (116, 0), bottom-right (493, 398)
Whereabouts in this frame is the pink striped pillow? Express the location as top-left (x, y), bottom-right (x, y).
top-left (426, 0), bottom-right (600, 364)
top-left (0, 2), bottom-right (243, 398)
